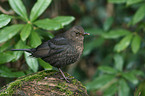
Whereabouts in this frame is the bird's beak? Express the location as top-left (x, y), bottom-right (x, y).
top-left (83, 32), bottom-right (90, 36)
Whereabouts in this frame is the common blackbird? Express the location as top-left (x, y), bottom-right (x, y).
top-left (11, 26), bottom-right (89, 82)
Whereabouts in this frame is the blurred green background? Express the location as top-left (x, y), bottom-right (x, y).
top-left (0, 0), bottom-right (145, 96)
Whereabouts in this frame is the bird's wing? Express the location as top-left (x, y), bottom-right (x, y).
top-left (48, 37), bottom-right (71, 56)
top-left (32, 41), bottom-right (50, 58)
top-left (50, 37), bottom-right (70, 45)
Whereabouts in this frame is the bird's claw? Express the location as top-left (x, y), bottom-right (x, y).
top-left (58, 68), bottom-right (75, 83)
top-left (60, 75), bottom-right (74, 80)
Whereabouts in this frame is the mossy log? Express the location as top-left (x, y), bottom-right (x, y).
top-left (0, 70), bottom-right (88, 96)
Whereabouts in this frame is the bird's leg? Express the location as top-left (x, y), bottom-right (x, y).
top-left (58, 68), bottom-right (70, 83)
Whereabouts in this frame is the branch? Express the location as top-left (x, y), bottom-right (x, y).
top-left (0, 70), bottom-right (88, 96)
top-left (0, 6), bottom-right (14, 15)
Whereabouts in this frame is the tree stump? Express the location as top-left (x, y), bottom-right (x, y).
top-left (0, 70), bottom-right (88, 96)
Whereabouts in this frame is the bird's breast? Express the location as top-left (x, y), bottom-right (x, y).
top-left (74, 43), bottom-right (84, 55)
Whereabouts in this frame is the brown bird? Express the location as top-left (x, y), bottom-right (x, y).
top-left (11, 26), bottom-right (89, 82)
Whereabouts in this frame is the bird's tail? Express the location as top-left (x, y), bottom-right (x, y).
top-left (11, 49), bottom-right (32, 52)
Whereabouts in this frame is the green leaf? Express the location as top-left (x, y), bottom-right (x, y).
top-left (52, 16), bottom-right (75, 26)
top-left (134, 80), bottom-right (145, 96)
top-left (108, 0), bottom-right (126, 3)
top-left (113, 54), bottom-right (124, 71)
top-left (122, 72), bottom-right (138, 85)
top-left (12, 40), bottom-right (26, 61)
top-left (85, 28), bottom-right (104, 35)
top-left (103, 17), bottom-right (114, 31)
top-left (104, 83), bottom-right (118, 96)
top-left (83, 37), bottom-right (104, 56)
top-left (114, 34), bottom-right (133, 52)
top-left (0, 14), bottom-right (11, 28)
top-left (38, 58), bottom-right (52, 70)
top-left (132, 4), bottom-right (145, 25)
top-left (102, 29), bottom-right (130, 39)
top-left (8, 0), bottom-right (28, 21)
top-left (0, 52), bottom-right (15, 64)
top-left (34, 19), bottom-right (62, 30)
top-left (86, 74), bottom-right (115, 90)
top-left (131, 70), bottom-right (144, 76)
top-left (0, 24), bottom-right (24, 43)
top-left (30, 31), bottom-right (42, 48)
top-left (30, 0), bottom-right (52, 22)
top-left (0, 40), bottom-right (11, 52)
top-left (36, 29), bottom-right (54, 39)
top-left (118, 79), bottom-right (130, 96)
top-left (20, 24), bottom-right (32, 41)
top-left (24, 52), bottom-right (38, 72)
top-left (0, 65), bottom-right (25, 77)
top-left (98, 66), bottom-right (117, 74)
top-left (131, 34), bottom-right (141, 54)
top-left (127, 0), bottom-right (143, 5)
top-left (0, 71), bottom-right (25, 77)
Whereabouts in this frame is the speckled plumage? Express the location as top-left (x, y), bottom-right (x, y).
top-left (11, 26), bottom-right (89, 82)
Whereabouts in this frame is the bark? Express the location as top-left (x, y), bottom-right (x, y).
top-left (0, 70), bottom-right (88, 96)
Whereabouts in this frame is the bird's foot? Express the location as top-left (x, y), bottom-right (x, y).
top-left (58, 68), bottom-right (74, 83)
top-left (60, 75), bottom-right (74, 80)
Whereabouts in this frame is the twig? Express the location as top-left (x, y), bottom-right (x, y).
top-left (0, 6), bottom-right (14, 15)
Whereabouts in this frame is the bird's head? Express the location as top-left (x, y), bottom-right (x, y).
top-left (65, 26), bottom-right (90, 42)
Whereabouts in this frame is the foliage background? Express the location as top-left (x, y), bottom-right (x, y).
top-left (0, 0), bottom-right (145, 96)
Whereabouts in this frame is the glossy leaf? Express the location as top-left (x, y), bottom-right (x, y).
top-left (134, 80), bottom-right (145, 96)
top-left (103, 17), bottom-right (113, 31)
top-left (131, 70), bottom-right (144, 76)
top-left (108, 0), bottom-right (126, 3)
top-left (86, 74), bottom-right (115, 90)
top-left (83, 37), bottom-right (104, 56)
top-left (0, 71), bottom-right (25, 77)
top-left (98, 66), bottom-right (117, 74)
top-left (36, 29), bottom-right (54, 39)
top-left (30, 0), bottom-right (52, 22)
top-left (122, 72), bottom-right (138, 85)
top-left (113, 54), bottom-right (124, 71)
top-left (52, 16), bottom-right (75, 26)
top-left (0, 65), bottom-right (25, 77)
top-left (118, 79), bottom-right (130, 96)
top-left (85, 28), bottom-right (104, 35)
top-left (0, 52), bottom-right (14, 64)
top-left (127, 0), bottom-right (143, 5)
top-left (34, 19), bottom-right (62, 30)
top-left (104, 83), bottom-right (118, 96)
top-left (102, 29), bottom-right (130, 39)
top-left (0, 40), bottom-right (11, 52)
top-left (0, 24), bottom-right (24, 43)
top-left (13, 40), bottom-right (26, 61)
top-left (0, 14), bottom-right (11, 28)
top-left (114, 34), bottom-right (133, 52)
top-left (24, 52), bottom-right (38, 72)
top-left (8, 0), bottom-right (28, 21)
top-left (38, 58), bottom-right (52, 70)
top-left (30, 31), bottom-right (42, 48)
top-left (20, 24), bottom-right (32, 41)
top-left (131, 35), bottom-right (141, 54)
top-left (132, 4), bottom-right (145, 25)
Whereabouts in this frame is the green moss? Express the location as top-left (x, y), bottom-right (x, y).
top-left (0, 70), bottom-right (87, 96)
top-left (0, 70), bottom-right (56, 96)
top-left (56, 82), bottom-right (73, 95)
top-left (58, 82), bottom-right (67, 88)
top-left (72, 79), bottom-right (77, 85)
top-left (0, 79), bottom-right (22, 95)
top-left (65, 89), bottom-right (73, 95)
top-left (56, 82), bottom-right (66, 91)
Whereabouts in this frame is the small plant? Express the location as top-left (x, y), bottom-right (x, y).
top-left (0, 0), bottom-right (75, 77)
top-left (84, 0), bottom-right (145, 95)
